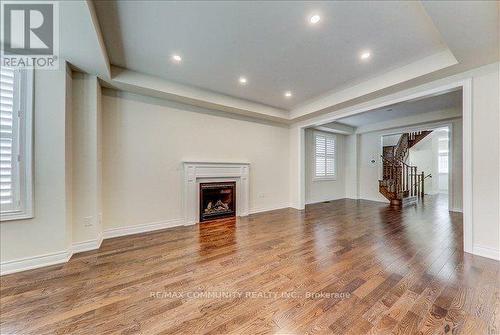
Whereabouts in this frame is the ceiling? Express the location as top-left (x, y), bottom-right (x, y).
top-left (59, 1), bottom-right (498, 123)
top-left (335, 89), bottom-right (462, 128)
top-left (94, 1), bottom-right (449, 110)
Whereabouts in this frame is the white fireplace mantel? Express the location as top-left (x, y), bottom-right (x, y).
top-left (183, 162), bottom-right (250, 225)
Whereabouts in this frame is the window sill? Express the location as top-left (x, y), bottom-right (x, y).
top-left (313, 176), bottom-right (337, 182)
top-left (1, 210), bottom-right (33, 222)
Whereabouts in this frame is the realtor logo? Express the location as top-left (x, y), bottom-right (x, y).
top-left (1, 1), bottom-right (59, 69)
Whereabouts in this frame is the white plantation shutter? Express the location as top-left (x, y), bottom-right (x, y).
top-left (314, 132), bottom-right (336, 179)
top-left (0, 68), bottom-right (33, 220)
top-left (0, 68), bottom-right (18, 211)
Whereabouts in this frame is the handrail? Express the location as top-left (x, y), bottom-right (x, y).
top-left (381, 153), bottom-right (430, 199)
top-left (397, 173), bottom-right (432, 196)
top-left (380, 155), bottom-right (414, 169)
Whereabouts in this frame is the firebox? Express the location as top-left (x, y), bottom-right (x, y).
top-left (199, 182), bottom-right (236, 222)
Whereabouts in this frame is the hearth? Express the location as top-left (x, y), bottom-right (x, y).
top-left (199, 182), bottom-right (236, 222)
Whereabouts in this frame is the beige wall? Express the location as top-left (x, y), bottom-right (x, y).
top-left (1, 66), bottom-right (72, 262)
top-left (65, 65), bottom-right (73, 250)
top-left (305, 129), bottom-right (346, 204)
top-left (71, 73), bottom-right (103, 244)
top-left (101, 90), bottom-right (290, 230)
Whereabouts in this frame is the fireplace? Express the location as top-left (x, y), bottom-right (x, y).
top-left (199, 182), bottom-right (236, 222)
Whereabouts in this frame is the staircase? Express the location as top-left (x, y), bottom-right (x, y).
top-left (379, 131), bottom-right (432, 208)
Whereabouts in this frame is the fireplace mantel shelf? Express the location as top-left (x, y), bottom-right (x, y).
top-left (183, 162), bottom-right (250, 225)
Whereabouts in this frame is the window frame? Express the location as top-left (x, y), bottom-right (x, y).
top-left (313, 131), bottom-right (337, 181)
top-left (438, 152), bottom-right (449, 174)
top-left (0, 68), bottom-right (34, 222)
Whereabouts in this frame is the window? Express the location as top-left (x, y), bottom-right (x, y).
top-left (438, 153), bottom-right (448, 174)
top-left (0, 68), bottom-right (33, 221)
top-left (314, 132), bottom-right (336, 180)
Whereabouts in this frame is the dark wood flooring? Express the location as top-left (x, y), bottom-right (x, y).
top-left (1, 195), bottom-right (498, 334)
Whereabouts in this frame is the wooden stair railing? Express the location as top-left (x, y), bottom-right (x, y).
top-left (394, 133), bottom-right (409, 162)
top-left (379, 155), bottom-right (431, 206)
top-left (379, 130), bottom-right (433, 207)
top-left (391, 130), bottom-right (432, 164)
top-left (408, 130), bottom-right (432, 148)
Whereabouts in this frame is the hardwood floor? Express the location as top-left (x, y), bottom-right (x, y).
top-left (1, 195), bottom-right (498, 334)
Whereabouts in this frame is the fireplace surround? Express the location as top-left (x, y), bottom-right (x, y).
top-left (183, 162), bottom-right (250, 224)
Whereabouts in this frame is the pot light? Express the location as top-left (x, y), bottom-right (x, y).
top-left (171, 54), bottom-right (182, 63)
top-left (239, 76), bottom-right (248, 85)
top-left (284, 91), bottom-right (292, 98)
top-left (360, 51), bottom-right (371, 60)
top-left (309, 14), bottom-right (321, 24)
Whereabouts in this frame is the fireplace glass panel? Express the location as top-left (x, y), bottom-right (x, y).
top-left (199, 182), bottom-right (236, 222)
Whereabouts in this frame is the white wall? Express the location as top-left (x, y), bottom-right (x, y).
top-left (102, 90), bottom-right (291, 230)
top-left (471, 65), bottom-right (499, 255)
top-left (305, 129), bottom-right (346, 204)
top-left (344, 134), bottom-right (359, 199)
top-left (408, 135), bottom-right (438, 194)
top-left (450, 120), bottom-right (463, 211)
top-left (1, 65), bottom-right (72, 263)
top-left (358, 129), bottom-right (389, 203)
top-left (407, 129), bottom-right (450, 196)
top-left (382, 134), bottom-right (401, 146)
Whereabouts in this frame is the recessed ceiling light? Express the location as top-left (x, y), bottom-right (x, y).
top-left (239, 76), bottom-right (248, 85)
top-left (171, 54), bottom-right (182, 63)
top-left (360, 51), bottom-right (371, 60)
top-left (284, 91), bottom-right (293, 98)
top-left (309, 14), bottom-right (321, 24)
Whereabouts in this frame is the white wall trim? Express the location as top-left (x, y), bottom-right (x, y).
top-left (305, 197), bottom-right (345, 205)
top-left (72, 233), bottom-right (103, 254)
top-left (449, 208), bottom-right (463, 213)
top-left (461, 79), bottom-right (473, 254)
top-left (0, 250), bottom-right (72, 276)
top-left (103, 218), bottom-right (185, 239)
top-left (183, 162), bottom-right (250, 225)
top-left (472, 245), bottom-right (500, 261)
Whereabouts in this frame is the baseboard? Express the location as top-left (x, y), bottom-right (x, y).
top-left (472, 244), bottom-right (500, 261)
top-left (103, 218), bottom-right (185, 239)
top-left (72, 233), bottom-right (103, 254)
top-left (305, 197), bottom-right (344, 205)
top-left (248, 204), bottom-right (290, 215)
top-left (449, 207), bottom-right (463, 213)
top-left (0, 250), bottom-right (72, 276)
